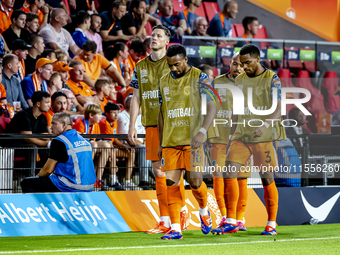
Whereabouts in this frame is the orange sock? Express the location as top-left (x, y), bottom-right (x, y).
top-left (167, 185), bottom-right (182, 224)
top-left (155, 176), bottom-right (169, 217)
top-left (224, 179), bottom-right (239, 220)
top-left (236, 178), bottom-right (248, 221)
top-left (263, 181), bottom-right (279, 222)
top-left (213, 177), bottom-right (226, 216)
top-left (180, 176), bottom-right (186, 207)
top-left (191, 181), bottom-right (208, 209)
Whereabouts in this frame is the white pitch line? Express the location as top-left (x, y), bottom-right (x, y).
top-left (1, 236), bottom-right (340, 254)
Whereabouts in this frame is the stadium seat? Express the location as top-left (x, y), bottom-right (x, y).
top-left (195, 4), bottom-right (206, 17)
top-left (231, 24), bottom-right (237, 38)
top-left (0, 117), bottom-right (11, 133)
top-left (254, 25), bottom-right (268, 39)
top-left (233, 24), bottom-right (244, 37)
top-left (203, 2), bottom-right (220, 21)
top-left (278, 69), bottom-right (300, 99)
top-left (296, 71), bottom-right (326, 115)
top-left (321, 71), bottom-right (340, 113)
top-left (213, 67), bottom-right (219, 77)
top-left (145, 22), bottom-right (152, 36)
top-left (173, 0), bottom-right (186, 12)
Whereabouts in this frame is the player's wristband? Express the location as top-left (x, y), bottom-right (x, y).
top-left (198, 127), bottom-right (207, 134)
top-left (263, 122), bottom-right (270, 128)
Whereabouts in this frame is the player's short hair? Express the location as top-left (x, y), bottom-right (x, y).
top-left (111, 0), bottom-right (125, 10)
top-left (77, 10), bottom-right (90, 25)
top-left (105, 42), bottom-right (126, 60)
top-left (48, 71), bottom-right (61, 87)
top-left (11, 10), bottom-right (26, 22)
top-left (51, 90), bottom-right (67, 102)
top-left (32, 91), bottom-right (51, 105)
top-left (91, 13), bottom-right (101, 19)
top-left (152, 24), bottom-right (171, 39)
top-left (104, 102), bottom-right (120, 113)
top-left (129, 40), bottom-right (146, 55)
top-left (288, 108), bottom-right (301, 120)
top-left (242, 16), bottom-right (258, 31)
top-left (184, 0), bottom-right (192, 7)
top-left (26, 12), bottom-right (40, 22)
top-left (95, 77), bottom-right (110, 92)
top-left (82, 40), bottom-right (97, 53)
top-left (2, 54), bottom-right (18, 68)
top-left (69, 60), bottom-right (82, 68)
top-left (53, 112), bottom-right (72, 126)
top-left (85, 104), bottom-right (102, 119)
top-left (166, 44), bottom-right (186, 58)
top-left (239, 44), bottom-right (260, 58)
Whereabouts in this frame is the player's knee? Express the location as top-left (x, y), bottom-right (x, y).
top-left (188, 178), bottom-right (202, 189)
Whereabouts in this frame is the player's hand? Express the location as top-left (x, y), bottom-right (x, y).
top-left (191, 132), bottom-right (204, 149)
top-left (158, 146), bottom-right (162, 160)
top-left (252, 125), bottom-right (268, 138)
top-left (128, 126), bottom-right (137, 145)
top-left (69, 0), bottom-right (76, 9)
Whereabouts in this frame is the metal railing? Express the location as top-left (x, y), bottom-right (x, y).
top-left (1, 133), bottom-right (340, 193)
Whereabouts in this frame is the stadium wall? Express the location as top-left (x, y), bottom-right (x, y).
top-left (0, 187), bottom-right (339, 237)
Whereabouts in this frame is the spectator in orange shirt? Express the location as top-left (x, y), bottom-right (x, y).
top-left (25, 12), bottom-right (39, 34)
top-left (44, 90), bottom-right (67, 130)
top-left (99, 102), bottom-right (136, 190)
top-left (0, 0), bottom-right (14, 34)
top-left (66, 60), bottom-right (95, 106)
top-left (11, 39), bottom-right (31, 82)
top-left (75, 40), bottom-right (126, 90)
top-left (127, 40), bottom-right (146, 77)
top-left (52, 60), bottom-right (72, 90)
top-left (21, 0), bottom-right (49, 31)
top-left (93, 77), bottom-right (110, 112)
top-left (74, 103), bottom-right (112, 190)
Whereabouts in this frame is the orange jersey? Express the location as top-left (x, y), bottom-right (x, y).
top-left (99, 96), bottom-right (108, 112)
top-left (21, 3), bottom-right (44, 24)
top-left (0, 83), bottom-right (7, 101)
top-left (75, 54), bottom-right (111, 81)
top-left (66, 79), bottom-right (95, 97)
top-left (99, 119), bottom-right (117, 143)
top-left (73, 117), bottom-right (101, 134)
top-left (43, 109), bottom-right (54, 127)
top-left (126, 54), bottom-right (136, 77)
top-left (0, 4), bottom-right (13, 34)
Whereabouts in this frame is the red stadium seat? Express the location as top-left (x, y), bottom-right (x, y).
top-left (173, 0), bottom-right (186, 12)
top-left (296, 71), bottom-right (326, 115)
top-left (254, 25), bottom-right (268, 39)
top-left (195, 4), bottom-right (206, 17)
top-left (212, 67), bottom-right (219, 77)
top-left (321, 71), bottom-right (340, 113)
top-left (0, 117), bottom-right (11, 133)
top-left (145, 22), bottom-right (152, 36)
top-left (233, 24), bottom-right (244, 37)
top-left (231, 24), bottom-right (237, 38)
top-left (203, 2), bottom-right (220, 21)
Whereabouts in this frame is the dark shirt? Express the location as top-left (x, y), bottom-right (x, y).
top-left (2, 27), bottom-right (31, 50)
top-left (45, 0), bottom-right (62, 8)
top-left (100, 11), bottom-right (123, 49)
top-left (1, 72), bottom-right (29, 109)
top-left (121, 13), bottom-right (142, 35)
top-left (49, 139), bottom-right (68, 163)
top-left (24, 54), bottom-right (39, 76)
top-left (5, 107), bottom-right (48, 145)
top-left (70, 0), bottom-right (92, 15)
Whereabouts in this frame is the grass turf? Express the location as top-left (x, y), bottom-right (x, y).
top-left (0, 224), bottom-right (339, 254)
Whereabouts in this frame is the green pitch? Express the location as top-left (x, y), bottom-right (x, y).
top-left (0, 224), bottom-right (339, 254)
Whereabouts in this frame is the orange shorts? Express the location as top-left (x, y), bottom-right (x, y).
top-left (210, 143), bottom-right (251, 177)
top-left (145, 126), bottom-right (160, 161)
top-left (161, 145), bottom-right (204, 172)
top-left (226, 140), bottom-right (278, 172)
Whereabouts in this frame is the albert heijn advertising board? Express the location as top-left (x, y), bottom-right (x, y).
top-left (0, 192), bottom-right (130, 237)
top-left (1, 188), bottom-right (340, 237)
